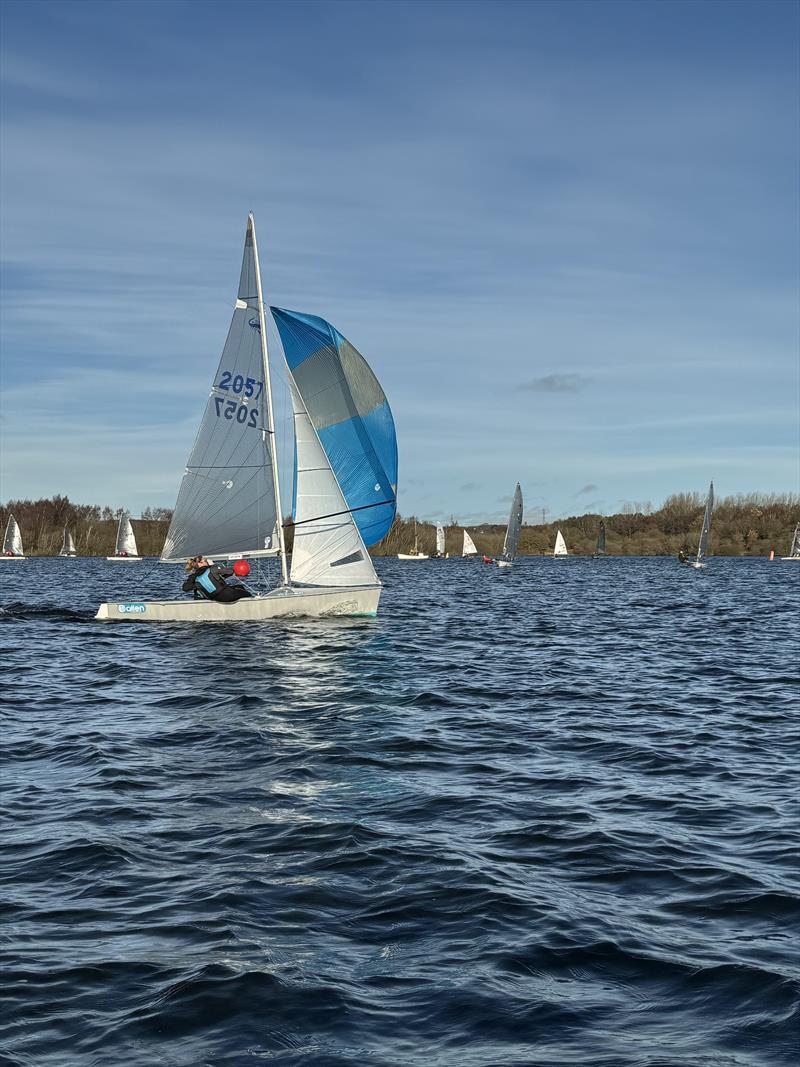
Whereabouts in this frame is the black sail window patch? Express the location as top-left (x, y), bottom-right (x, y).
top-left (330, 551), bottom-right (363, 568)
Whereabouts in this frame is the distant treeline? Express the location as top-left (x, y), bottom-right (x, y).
top-left (2, 492), bottom-right (798, 557)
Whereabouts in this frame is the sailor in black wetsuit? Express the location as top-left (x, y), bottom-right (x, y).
top-left (182, 556), bottom-right (252, 603)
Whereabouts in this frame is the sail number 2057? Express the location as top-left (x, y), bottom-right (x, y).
top-left (214, 397), bottom-right (259, 427)
top-left (218, 371), bottom-right (263, 398)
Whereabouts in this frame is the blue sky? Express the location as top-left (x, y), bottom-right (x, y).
top-left (1, 0), bottom-right (798, 523)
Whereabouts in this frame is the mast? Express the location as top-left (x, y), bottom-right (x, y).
top-left (250, 212), bottom-right (289, 586)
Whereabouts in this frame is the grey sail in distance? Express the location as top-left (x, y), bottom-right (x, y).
top-left (162, 221), bottom-right (279, 562)
top-left (502, 483), bottom-right (523, 561)
top-left (696, 482), bottom-right (714, 563)
top-left (596, 521), bottom-right (606, 556)
top-left (788, 523), bottom-right (800, 558)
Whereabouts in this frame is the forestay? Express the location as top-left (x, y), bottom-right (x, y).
top-left (162, 223), bottom-right (279, 562)
top-left (502, 483), bottom-right (523, 560)
top-left (462, 530), bottom-right (477, 556)
top-left (3, 515), bottom-right (23, 555)
top-left (272, 308), bottom-right (397, 547)
top-left (288, 379), bottom-right (379, 588)
top-left (696, 482), bottom-right (714, 562)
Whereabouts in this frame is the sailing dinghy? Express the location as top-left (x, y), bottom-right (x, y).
top-left (398, 519), bottom-right (429, 560)
top-left (434, 523), bottom-right (446, 558)
top-left (97, 213), bottom-right (397, 622)
top-left (553, 529), bottom-right (568, 558)
top-left (60, 527), bottom-right (77, 557)
top-left (462, 530), bottom-right (478, 557)
top-left (593, 520), bottom-right (606, 558)
top-left (107, 515), bottom-right (141, 561)
top-left (496, 483), bottom-right (523, 569)
top-left (1, 514), bottom-right (26, 560)
top-left (689, 481), bottom-right (714, 569)
top-left (781, 523), bottom-right (800, 561)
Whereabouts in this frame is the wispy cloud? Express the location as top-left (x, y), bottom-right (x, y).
top-left (520, 374), bottom-right (590, 393)
top-left (458, 481), bottom-right (480, 492)
top-left (575, 483), bottom-right (598, 495)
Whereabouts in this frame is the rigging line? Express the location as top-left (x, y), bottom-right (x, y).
top-left (291, 498), bottom-right (395, 529)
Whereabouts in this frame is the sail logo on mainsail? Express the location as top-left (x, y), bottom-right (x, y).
top-left (248, 318), bottom-right (261, 333)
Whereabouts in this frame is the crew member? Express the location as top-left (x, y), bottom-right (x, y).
top-left (182, 556), bottom-right (252, 603)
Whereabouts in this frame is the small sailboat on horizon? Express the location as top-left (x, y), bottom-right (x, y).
top-left (553, 529), bottom-right (568, 558)
top-left (593, 520), bottom-right (606, 558)
top-left (687, 481), bottom-right (714, 570)
top-left (495, 483), bottom-right (523, 569)
top-left (59, 527), bottom-right (77, 557)
top-left (1, 514), bottom-right (26, 560)
top-left (107, 515), bottom-right (142, 561)
top-left (462, 529), bottom-right (478, 557)
top-left (781, 522), bottom-right (800, 561)
top-left (398, 518), bottom-right (429, 560)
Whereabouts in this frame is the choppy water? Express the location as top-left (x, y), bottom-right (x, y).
top-left (1, 557), bottom-right (798, 1066)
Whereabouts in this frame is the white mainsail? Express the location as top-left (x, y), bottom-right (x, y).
top-left (3, 515), bottom-right (24, 556)
top-left (435, 523), bottom-right (445, 556)
top-left (554, 529), bottom-right (568, 557)
top-left (115, 515), bottom-right (138, 556)
top-left (288, 380), bottom-right (378, 587)
top-left (462, 530), bottom-right (478, 556)
top-left (695, 481), bottom-right (714, 564)
top-left (501, 483), bottom-right (523, 561)
top-left (60, 527), bottom-right (76, 556)
top-left (784, 522), bottom-right (800, 560)
top-left (161, 221), bottom-right (280, 563)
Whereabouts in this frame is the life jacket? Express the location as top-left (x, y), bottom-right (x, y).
top-left (194, 566), bottom-right (225, 599)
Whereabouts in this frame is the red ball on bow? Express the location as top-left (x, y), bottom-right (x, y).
top-left (232, 559), bottom-right (250, 577)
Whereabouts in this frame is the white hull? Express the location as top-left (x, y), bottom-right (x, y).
top-left (496, 559), bottom-right (512, 569)
top-left (106, 556), bottom-right (143, 562)
top-left (780, 557), bottom-right (800, 561)
top-left (689, 561), bottom-right (707, 569)
top-left (96, 584), bottom-right (381, 622)
top-left (397, 553), bottom-right (429, 560)
top-left (0, 555), bottom-right (26, 561)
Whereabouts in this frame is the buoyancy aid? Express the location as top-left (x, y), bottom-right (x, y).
top-left (194, 566), bottom-right (226, 598)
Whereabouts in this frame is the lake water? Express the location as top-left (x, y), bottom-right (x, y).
top-left (2, 557), bottom-right (798, 1066)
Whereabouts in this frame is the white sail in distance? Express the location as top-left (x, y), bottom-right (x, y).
top-left (115, 516), bottom-right (138, 556)
top-left (501, 483), bottom-right (523, 560)
top-left (3, 515), bottom-right (24, 556)
top-left (787, 522), bottom-right (800, 559)
top-left (462, 530), bottom-right (477, 556)
top-left (288, 379), bottom-right (379, 588)
top-left (60, 528), bottom-right (76, 556)
top-left (161, 218), bottom-right (279, 563)
top-left (696, 482), bottom-right (714, 563)
top-left (554, 529), bottom-right (568, 557)
top-left (435, 524), bottom-right (445, 555)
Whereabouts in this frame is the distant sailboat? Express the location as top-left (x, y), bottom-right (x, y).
top-left (689, 481), bottom-right (714, 570)
top-left (398, 518), bottom-right (429, 560)
top-left (59, 527), bottom-right (77, 557)
top-left (553, 529), bottom-right (568, 558)
top-left (496, 483), bottom-right (523, 569)
top-left (434, 523), bottom-right (446, 558)
top-left (462, 530), bottom-right (478, 557)
top-left (107, 515), bottom-right (141, 561)
top-left (1, 514), bottom-right (26, 560)
top-left (97, 213), bottom-right (397, 621)
top-left (781, 522), bottom-right (800, 561)
top-left (593, 520), bottom-right (606, 558)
